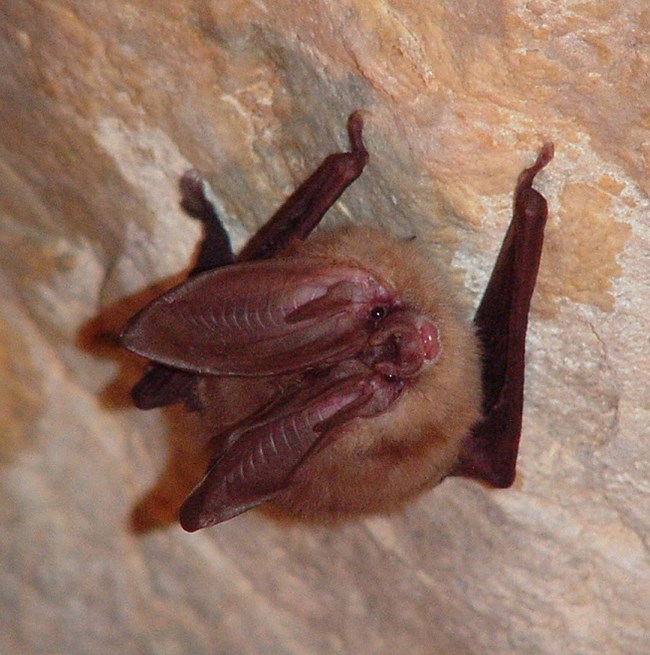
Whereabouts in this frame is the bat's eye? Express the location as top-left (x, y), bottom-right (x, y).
top-left (370, 306), bottom-right (386, 320)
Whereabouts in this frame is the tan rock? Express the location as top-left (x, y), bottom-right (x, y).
top-left (1, 2), bottom-right (648, 654)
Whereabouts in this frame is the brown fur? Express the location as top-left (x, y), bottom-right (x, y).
top-left (214, 226), bottom-right (483, 520)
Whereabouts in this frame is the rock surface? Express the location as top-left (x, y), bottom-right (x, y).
top-left (1, 1), bottom-right (649, 654)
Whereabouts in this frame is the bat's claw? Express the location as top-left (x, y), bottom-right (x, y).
top-left (346, 111), bottom-right (368, 161)
top-left (517, 142), bottom-right (554, 193)
top-left (180, 169), bottom-right (217, 222)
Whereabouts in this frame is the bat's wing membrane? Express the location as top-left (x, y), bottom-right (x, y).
top-left (452, 144), bottom-right (553, 487)
top-left (129, 365), bottom-right (199, 410)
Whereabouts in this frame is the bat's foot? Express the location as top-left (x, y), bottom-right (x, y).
top-left (517, 143), bottom-right (554, 192)
top-left (179, 169), bottom-right (235, 271)
top-left (180, 169), bottom-right (221, 224)
top-left (346, 111), bottom-right (368, 161)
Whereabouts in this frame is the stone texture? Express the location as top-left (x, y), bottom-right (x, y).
top-left (1, 1), bottom-right (649, 654)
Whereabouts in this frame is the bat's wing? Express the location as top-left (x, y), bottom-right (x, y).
top-left (121, 259), bottom-right (394, 376)
top-left (237, 111), bottom-right (368, 261)
top-left (179, 363), bottom-right (399, 531)
top-left (451, 144), bottom-right (554, 487)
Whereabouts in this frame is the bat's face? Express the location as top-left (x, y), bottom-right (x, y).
top-left (259, 228), bottom-right (482, 522)
top-left (360, 308), bottom-right (441, 377)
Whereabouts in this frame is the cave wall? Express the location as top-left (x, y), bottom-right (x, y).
top-left (1, 2), bottom-right (649, 654)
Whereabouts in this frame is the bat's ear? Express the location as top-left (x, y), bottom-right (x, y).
top-left (180, 476), bottom-right (280, 531)
top-left (179, 366), bottom-right (383, 531)
top-left (120, 259), bottom-right (393, 377)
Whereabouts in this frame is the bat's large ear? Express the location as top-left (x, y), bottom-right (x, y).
top-left (452, 144), bottom-right (553, 488)
top-left (121, 259), bottom-right (394, 376)
top-left (179, 366), bottom-right (381, 531)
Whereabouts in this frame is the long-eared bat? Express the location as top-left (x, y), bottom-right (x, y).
top-left (121, 112), bottom-right (553, 532)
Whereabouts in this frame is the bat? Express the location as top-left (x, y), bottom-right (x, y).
top-left (121, 112), bottom-right (553, 532)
